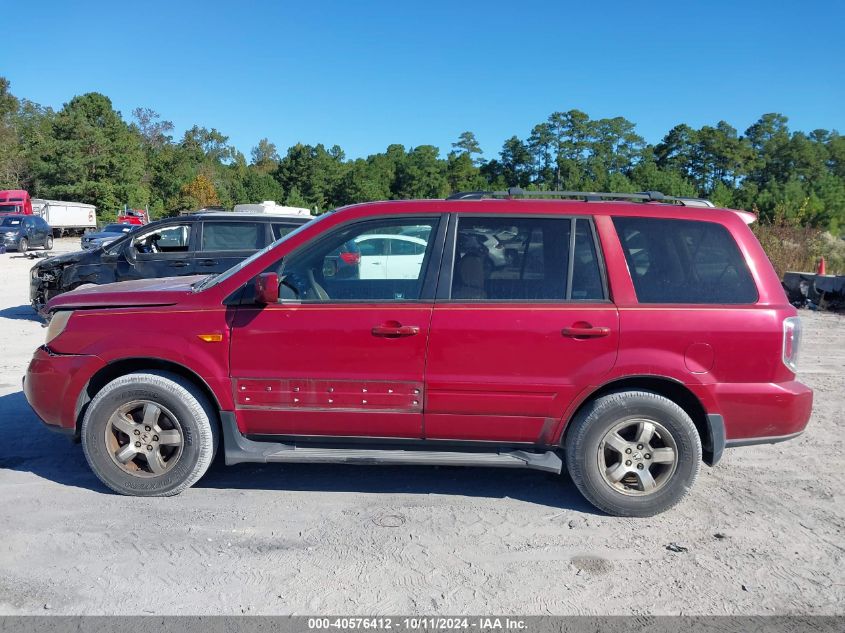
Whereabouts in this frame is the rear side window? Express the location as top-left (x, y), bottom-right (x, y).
top-left (202, 222), bottom-right (264, 251)
top-left (271, 223), bottom-right (299, 240)
top-left (450, 217), bottom-right (604, 301)
top-left (613, 217), bottom-right (758, 304)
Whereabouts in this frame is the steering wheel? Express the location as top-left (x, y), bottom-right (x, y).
top-left (281, 268), bottom-right (331, 301)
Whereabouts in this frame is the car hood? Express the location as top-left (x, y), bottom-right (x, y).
top-left (36, 250), bottom-right (91, 268)
top-left (46, 275), bottom-right (206, 312)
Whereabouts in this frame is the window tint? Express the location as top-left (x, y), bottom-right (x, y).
top-left (279, 218), bottom-right (440, 302)
top-left (271, 223), bottom-right (299, 240)
top-left (572, 219), bottom-right (604, 300)
top-left (202, 222), bottom-right (263, 251)
top-left (390, 237), bottom-right (427, 255)
top-left (452, 216), bottom-right (605, 301)
top-left (613, 217), bottom-right (758, 304)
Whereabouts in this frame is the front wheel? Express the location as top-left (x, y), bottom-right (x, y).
top-left (565, 391), bottom-right (702, 517)
top-left (81, 372), bottom-right (218, 496)
top-left (18, 237), bottom-right (28, 254)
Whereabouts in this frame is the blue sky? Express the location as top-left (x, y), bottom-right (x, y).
top-left (3, 0), bottom-right (843, 160)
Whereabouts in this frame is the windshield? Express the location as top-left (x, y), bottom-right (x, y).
top-left (1, 217), bottom-right (23, 227)
top-left (103, 224), bottom-right (135, 233)
top-left (193, 214), bottom-right (323, 291)
top-left (0, 205), bottom-right (21, 213)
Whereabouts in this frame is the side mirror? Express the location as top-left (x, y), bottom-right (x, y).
top-left (254, 272), bottom-right (279, 304)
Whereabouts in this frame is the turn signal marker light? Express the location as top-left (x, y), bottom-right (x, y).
top-left (197, 333), bottom-right (223, 343)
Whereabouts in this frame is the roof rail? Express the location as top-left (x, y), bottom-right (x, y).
top-left (446, 187), bottom-right (715, 207)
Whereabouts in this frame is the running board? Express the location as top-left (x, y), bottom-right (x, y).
top-left (220, 413), bottom-right (562, 474)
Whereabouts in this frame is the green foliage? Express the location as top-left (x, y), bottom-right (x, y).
top-left (0, 76), bottom-right (843, 233)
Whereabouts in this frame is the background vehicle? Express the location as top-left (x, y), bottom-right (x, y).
top-left (354, 234), bottom-right (427, 279)
top-left (0, 189), bottom-right (34, 215)
top-left (31, 198), bottom-right (97, 236)
top-left (25, 191), bottom-right (813, 516)
top-left (30, 211), bottom-right (311, 313)
top-left (1, 214), bottom-right (53, 252)
top-left (81, 223), bottom-right (136, 250)
top-left (116, 208), bottom-right (149, 226)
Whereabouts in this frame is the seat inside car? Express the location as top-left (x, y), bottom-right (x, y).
top-left (452, 251), bottom-right (487, 299)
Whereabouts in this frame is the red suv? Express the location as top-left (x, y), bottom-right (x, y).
top-left (23, 191), bottom-right (813, 516)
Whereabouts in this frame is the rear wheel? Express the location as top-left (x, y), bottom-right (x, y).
top-left (44, 235), bottom-right (54, 250)
top-left (81, 372), bottom-right (218, 496)
top-left (565, 391), bottom-right (701, 517)
top-left (18, 237), bottom-right (28, 254)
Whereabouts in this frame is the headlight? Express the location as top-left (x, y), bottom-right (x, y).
top-left (45, 310), bottom-right (74, 345)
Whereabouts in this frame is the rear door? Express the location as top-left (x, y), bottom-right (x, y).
top-left (424, 215), bottom-right (619, 443)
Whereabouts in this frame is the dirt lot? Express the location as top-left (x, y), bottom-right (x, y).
top-left (0, 238), bottom-right (843, 615)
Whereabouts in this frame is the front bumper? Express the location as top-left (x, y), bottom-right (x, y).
top-left (23, 346), bottom-right (106, 432)
top-left (2, 235), bottom-right (21, 248)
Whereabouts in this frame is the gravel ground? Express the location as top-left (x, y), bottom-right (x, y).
top-left (0, 238), bottom-right (843, 615)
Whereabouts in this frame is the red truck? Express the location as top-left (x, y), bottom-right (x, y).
top-left (24, 190), bottom-right (812, 516)
top-left (0, 189), bottom-right (34, 215)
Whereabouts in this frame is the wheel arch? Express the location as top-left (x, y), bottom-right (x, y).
top-left (558, 375), bottom-right (716, 464)
top-left (74, 357), bottom-right (223, 437)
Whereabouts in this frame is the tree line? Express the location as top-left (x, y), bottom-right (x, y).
top-left (1, 76), bottom-right (843, 231)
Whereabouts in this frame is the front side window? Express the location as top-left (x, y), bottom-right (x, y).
top-left (202, 221), bottom-right (264, 251)
top-left (279, 217), bottom-right (440, 302)
top-left (450, 216), bottom-right (604, 301)
top-left (133, 224), bottom-right (192, 254)
top-left (613, 217), bottom-right (758, 304)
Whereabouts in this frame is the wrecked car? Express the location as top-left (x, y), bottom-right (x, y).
top-left (30, 210), bottom-right (312, 314)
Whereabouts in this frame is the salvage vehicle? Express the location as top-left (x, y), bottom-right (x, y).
top-left (81, 223), bottom-right (136, 250)
top-left (29, 210), bottom-right (312, 314)
top-left (2, 214), bottom-right (53, 253)
top-left (24, 190), bottom-right (813, 516)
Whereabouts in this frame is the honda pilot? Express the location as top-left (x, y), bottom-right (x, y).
top-left (23, 191), bottom-right (813, 516)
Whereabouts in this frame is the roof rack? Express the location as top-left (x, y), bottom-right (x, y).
top-left (446, 187), bottom-right (715, 208)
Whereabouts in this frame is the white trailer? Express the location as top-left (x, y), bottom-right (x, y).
top-left (31, 198), bottom-right (97, 236)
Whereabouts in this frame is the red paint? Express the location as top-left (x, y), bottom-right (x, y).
top-left (0, 190), bottom-right (33, 215)
top-left (25, 198), bottom-right (813, 448)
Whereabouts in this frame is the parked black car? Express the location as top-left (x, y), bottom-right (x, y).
top-left (30, 211), bottom-right (312, 313)
top-left (2, 214), bottom-right (53, 253)
top-left (81, 223), bottom-right (137, 250)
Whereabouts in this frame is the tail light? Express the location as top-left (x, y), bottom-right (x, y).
top-left (340, 252), bottom-right (360, 265)
top-left (782, 317), bottom-right (802, 373)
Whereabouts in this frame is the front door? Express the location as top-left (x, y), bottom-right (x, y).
top-left (127, 222), bottom-right (197, 280)
top-left (229, 215), bottom-right (444, 438)
top-left (424, 215), bottom-right (619, 444)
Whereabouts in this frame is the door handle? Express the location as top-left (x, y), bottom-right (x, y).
top-left (372, 323), bottom-right (420, 338)
top-left (169, 261), bottom-right (188, 267)
top-left (198, 259), bottom-right (218, 266)
top-left (562, 325), bottom-right (611, 338)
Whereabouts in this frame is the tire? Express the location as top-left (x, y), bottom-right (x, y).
top-left (18, 237), bottom-right (28, 254)
top-left (564, 390), bottom-right (702, 517)
top-left (45, 235), bottom-right (54, 250)
top-left (81, 371), bottom-right (218, 496)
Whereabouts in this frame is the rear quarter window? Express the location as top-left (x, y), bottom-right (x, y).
top-left (613, 217), bottom-right (758, 304)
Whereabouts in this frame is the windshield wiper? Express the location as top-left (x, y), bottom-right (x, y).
top-left (192, 274), bottom-right (219, 291)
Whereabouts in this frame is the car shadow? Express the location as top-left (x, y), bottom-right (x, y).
top-left (0, 390), bottom-right (109, 492)
top-left (0, 304), bottom-right (41, 322)
top-left (0, 390), bottom-right (598, 513)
